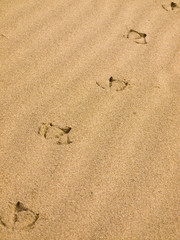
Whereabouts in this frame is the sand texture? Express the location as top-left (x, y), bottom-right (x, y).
top-left (0, 0), bottom-right (180, 239)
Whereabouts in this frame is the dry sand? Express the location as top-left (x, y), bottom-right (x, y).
top-left (0, 0), bottom-right (180, 239)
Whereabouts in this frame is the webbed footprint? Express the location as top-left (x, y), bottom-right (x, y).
top-left (38, 122), bottom-right (72, 145)
top-left (127, 29), bottom-right (147, 44)
top-left (109, 76), bottom-right (129, 91)
top-left (0, 201), bottom-right (39, 231)
top-left (162, 2), bottom-right (180, 12)
top-left (13, 201), bottom-right (39, 230)
top-left (96, 76), bottom-right (129, 92)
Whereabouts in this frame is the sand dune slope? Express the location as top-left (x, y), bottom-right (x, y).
top-left (0, 0), bottom-right (180, 239)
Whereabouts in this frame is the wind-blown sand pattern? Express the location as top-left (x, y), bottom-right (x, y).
top-left (0, 0), bottom-right (180, 239)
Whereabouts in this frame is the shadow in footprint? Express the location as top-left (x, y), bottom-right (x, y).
top-left (127, 29), bottom-right (147, 44)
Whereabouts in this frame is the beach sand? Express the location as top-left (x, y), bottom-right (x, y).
top-left (0, 0), bottom-right (180, 239)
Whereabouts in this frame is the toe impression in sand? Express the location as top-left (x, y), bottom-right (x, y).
top-left (0, 216), bottom-right (7, 228)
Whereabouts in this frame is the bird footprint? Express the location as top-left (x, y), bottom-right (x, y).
top-left (126, 29), bottom-right (147, 44)
top-left (162, 2), bottom-right (180, 12)
top-left (38, 122), bottom-right (72, 145)
top-left (0, 201), bottom-right (39, 231)
top-left (109, 76), bottom-right (129, 91)
top-left (96, 76), bottom-right (129, 92)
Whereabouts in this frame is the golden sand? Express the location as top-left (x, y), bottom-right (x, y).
top-left (0, 0), bottom-right (180, 239)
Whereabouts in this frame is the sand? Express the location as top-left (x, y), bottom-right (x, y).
top-left (0, 0), bottom-right (180, 239)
